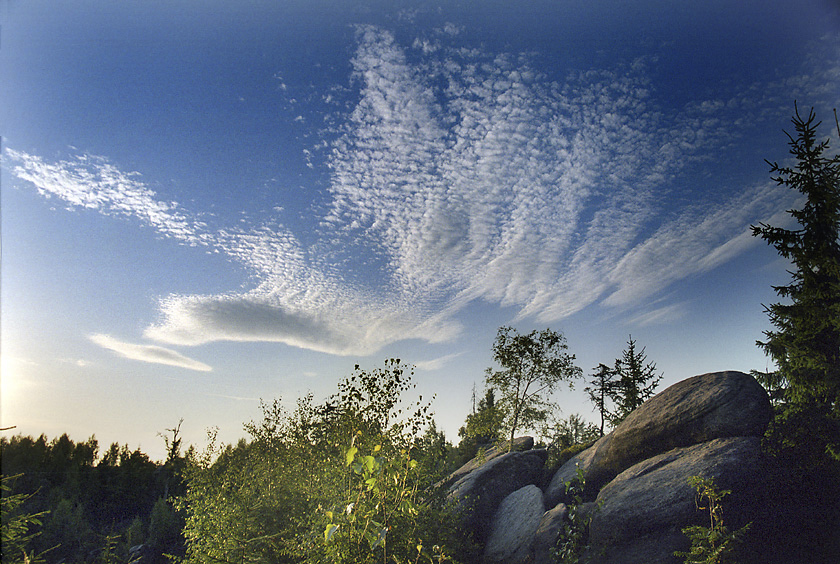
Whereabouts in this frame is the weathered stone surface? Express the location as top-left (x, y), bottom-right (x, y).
top-left (438, 436), bottom-right (534, 490)
top-left (483, 485), bottom-right (545, 564)
top-left (531, 503), bottom-right (568, 564)
top-left (584, 371), bottom-right (770, 493)
top-left (586, 436), bottom-right (765, 564)
top-left (448, 448), bottom-right (547, 544)
top-left (544, 437), bottom-right (604, 506)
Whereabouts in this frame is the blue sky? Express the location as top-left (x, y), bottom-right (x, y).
top-left (2, 0), bottom-right (839, 460)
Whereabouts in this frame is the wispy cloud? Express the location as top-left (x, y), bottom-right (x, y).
top-left (627, 302), bottom-right (690, 327)
top-left (7, 150), bottom-right (211, 245)
top-left (413, 353), bottom-right (463, 372)
top-left (8, 28), bottom-right (837, 358)
top-left (89, 334), bottom-right (212, 372)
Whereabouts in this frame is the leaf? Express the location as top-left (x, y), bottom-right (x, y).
top-left (362, 455), bottom-right (378, 474)
top-left (345, 446), bottom-right (358, 467)
top-left (324, 524), bottom-right (339, 542)
top-left (368, 524), bottom-right (388, 549)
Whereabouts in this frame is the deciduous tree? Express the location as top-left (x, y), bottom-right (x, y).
top-left (485, 327), bottom-right (581, 452)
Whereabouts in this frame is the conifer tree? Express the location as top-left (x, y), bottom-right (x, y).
top-left (751, 105), bottom-right (840, 415)
top-left (585, 363), bottom-right (616, 436)
top-left (608, 336), bottom-right (662, 426)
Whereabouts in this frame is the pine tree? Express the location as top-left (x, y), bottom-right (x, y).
top-left (751, 105), bottom-right (840, 414)
top-left (608, 336), bottom-right (662, 426)
top-left (585, 363), bottom-right (616, 436)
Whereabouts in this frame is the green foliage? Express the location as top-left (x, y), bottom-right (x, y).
top-left (178, 359), bottom-right (461, 564)
top-left (40, 497), bottom-right (94, 563)
top-left (485, 327), bottom-right (582, 451)
top-left (751, 105), bottom-right (840, 418)
top-left (606, 336), bottom-right (662, 426)
top-left (147, 497), bottom-right (182, 553)
top-left (458, 388), bottom-right (505, 446)
top-left (1, 429), bottom-right (187, 564)
top-left (552, 466), bottom-right (596, 564)
top-left (585, 363), bottom-right (616, 437)
top-left (456, 387), bottom-right (506, 464)
top-left (1, 475), bottom-right (52, 564)
top-left (541, 415), bottom-right (599, 477)
top-left (542, 413), bottom-right (600, 453)
top-left (321, 435), bottom-right (455, 563)
top-left (674, 476), bottom-right (750, 564)
top-left (747, 108), bottom-right (840, 561)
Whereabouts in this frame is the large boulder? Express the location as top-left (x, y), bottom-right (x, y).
top-left (439, 436), bottom-right (534, 490)
top-left (554, 371), bottom-right (771, 496)
top-left (448, 449), bottom-right (547, 544)
top-left (483, 485), bottom-right (545, 563)
top-left (544, 439), bottom-right (601, 506)
top-left (531, 503), bottom-right (568, 564)
top-left (585, 436), bottom-right (766, 564)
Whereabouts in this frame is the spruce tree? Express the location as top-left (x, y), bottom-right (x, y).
top-left (585, 363), bottom-right (616, 436)
top-left (608, 336), bottom-right (662, 426)
top-left (751, 105), bottom-right (840, 415)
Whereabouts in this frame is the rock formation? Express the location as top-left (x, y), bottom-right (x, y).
top-left (443, 371), bottom-right (776, 564)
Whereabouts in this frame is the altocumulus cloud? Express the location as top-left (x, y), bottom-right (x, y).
top-left (8, 27), bottom-right (839, 357)
top-left (89, 334), bottom-right (212, 372)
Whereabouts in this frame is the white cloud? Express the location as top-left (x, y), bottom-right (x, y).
top-left (413, 352), bottom-right (463, 371)
top-left (8, 28), bottom-right (837, 357)
top-left (627, 302), bottom-right (690, 327)
top-left (90, 334), bottom-right (212, 372)
top-left (7, 150), bottom-right (210, 245)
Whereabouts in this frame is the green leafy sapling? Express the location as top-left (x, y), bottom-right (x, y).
top-left (674, 476), bottom-right (750, 564)
top-left (552, 465), bottom-right (598, 564)
top-left (323, 433), bottom-right (454, 563)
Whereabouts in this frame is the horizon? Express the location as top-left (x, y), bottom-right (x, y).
top-left (2, 0), bottom-right (839, 462)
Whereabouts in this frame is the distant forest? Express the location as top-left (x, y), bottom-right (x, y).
top-left (1, 431), bottom-right (186, 563)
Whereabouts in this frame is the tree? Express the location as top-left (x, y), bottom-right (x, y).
top-left (750, 105), bottom-right (840, 415)
top-left (458, 388), bottom-right (505, 443)
top-left (585, 363), bottom-right (616, 436)
top-left (748, 109), bottom-right (840, 559)
top-left (608, 336), bottom-right (662, 426)
top-left (178, 360), bottom-right (461, 564)
top-left (456, 386), bottom-right (507, 464)
top-left (541, 413), bottom-right (600, 452)
top-left (485, 327), bottom-right (582, 452)
top-left (1, 475), bottom-right (51, 564)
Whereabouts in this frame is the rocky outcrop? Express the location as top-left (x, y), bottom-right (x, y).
top-left (544, 441), bottom-right (599, 507)
top-left (447, 446), bottom-right (547, 544)
top-left (440, 436), bottom-right (535, 490)
top-left (546, 371), bottom-right (771, 503)
top-left (443, 371), bottom-right (778, 564)
top-left (531, 503), bottom-right (568, 564)
top-left (586, 436), bottom-right (766, 564)
top-left (483, 485), bottom-right (545, 563)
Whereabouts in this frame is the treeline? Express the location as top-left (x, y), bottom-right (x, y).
top-left (1, 431), bottom-right (186, 563)
top-left (1, 332), bottom-right (662, 564)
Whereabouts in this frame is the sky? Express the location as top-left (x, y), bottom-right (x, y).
top-left (2, 0), bottom-right (839, 461)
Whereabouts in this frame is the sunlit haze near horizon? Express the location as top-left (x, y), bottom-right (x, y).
top-left (2, 0), bottom-right (839, 461)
